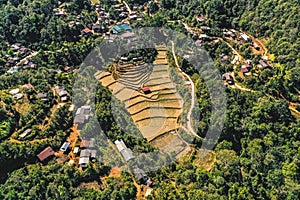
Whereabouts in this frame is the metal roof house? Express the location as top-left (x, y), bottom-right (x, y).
top-left (79, 157), bottom-right (90, 167)
top-left (60, 142), bottom-right (70, 152)
top-left (120, 149), bottom-right (135, 162)
top-left (112, 24), bottom-right (132, 34)
top-left (37, 146), bottom-right (55, 162)
top-left (79, 149), bottom-right (97, 168)
top-left (115, 139), bottom-right (135, 162)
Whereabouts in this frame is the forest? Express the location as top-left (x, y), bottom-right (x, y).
top-left (0, 0), bottom-right (299, 199)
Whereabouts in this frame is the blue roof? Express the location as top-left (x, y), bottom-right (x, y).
top-left (112, 24), bottom-right (132, 34)
top-left (8, 67), bottom-right (19, 74)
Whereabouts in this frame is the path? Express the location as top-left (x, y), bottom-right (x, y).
top-left (120, 0), bottom-right (132, 14)
top-left (171, 41), bottom-right (198, 138)
top-left (245, 32), bottom-right (268, 56)
top-left (14, 51), bottom-right (38, 67)
top-left (67, 124), bottom-right (80, 161)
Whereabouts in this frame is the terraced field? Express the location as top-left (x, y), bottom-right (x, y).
top-left (96, 46), bottom-right (188, 156)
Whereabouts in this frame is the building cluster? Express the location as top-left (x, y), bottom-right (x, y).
top-left (4, 43), bottom-right (36, 74)
top-left (9, 88), bottom-right (23, 100)
top-left (78, 138), bottom-right (97, 167)
top-left (74, 105), bottom-right (92, 128)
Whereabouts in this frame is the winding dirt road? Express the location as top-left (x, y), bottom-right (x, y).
top-left (171, 41), bottom-right (198, 138)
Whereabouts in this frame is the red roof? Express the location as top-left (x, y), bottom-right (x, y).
top-left (37, 146), bottom-right (55, 161)
top-left (142, 87), bottom-right (150, 92)
top-left (82, 28), bottom-right (92, 34)
top-left (23, 84), bottom-right (33, 89)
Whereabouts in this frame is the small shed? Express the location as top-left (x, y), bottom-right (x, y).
top-left (142, 86), bottom-right (151, 94)
top-left (73, 147), bottom-right (80, 154)
top-left (258, 59), bottom-right (270, 69)
top-left (19, 129), bottom-right (32, 138)
top-left (81, 28), bottom-right (93, 36)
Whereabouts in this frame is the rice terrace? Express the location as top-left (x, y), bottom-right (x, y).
top-left (95, 45), bottom-right (190, 157)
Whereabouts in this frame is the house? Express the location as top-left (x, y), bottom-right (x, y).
top-left (223, 31), bottom-right (236, 39)
top-left (114, 139), bottom-right (135, 162)
top-left (133, 167), bottom-right (147, 183)
top-left (252, 42), bottom-right (260, 50)
top-left (132, 57), bottom-right (141, 62)
top-left (220, 55), bottom-right (230, 64)
top-left (64, 66), bottom-right (71, 71)
top-left (92, 24), bottom-right (102, 33)
top-left (195, 40), bottom-right (203, 47)
top-left (13, 93), bottom-right (23, 100)
top-left (231, 55), bottom-right (239, 65)
top-left (11, 43), bottom-right (21, 51)
top-left (9, 88), bottom-right (20, 95)
top-left (74, 115), bottom-right (85, 124)
top-left (129, 13), bottom-right (138, 21)
top-left (37, 146), bottom-right (55, 162)
top-left (81, 28), bottom-right (93, 36)
top-left (79, 149), bottom-right (97, 167)
top-left (115, 139), bottom-right (127, 152)
top-left (146, 178), bottom-right (153, 186)
top-left (142, 86), bottom-right (151, 94)
top-left (61, 96), bottom-right (68, 102)
top-left (37, 93), bottom-right (49, 101)
top-left (222, 73), bottom-right (234, 85)
top-left (120, 57), bottom-right (129, 61)
top-left (19, 129), bottom-right (32, 138)
top-left (145, 188), bottom-right (153, 197)
top-left (241, 65), bottom-right (250, 75)
top-left (55, 10), bottom-right (67, 16)
top-left (120, 148), bottom-right (135, 162)
top-left (74, 106), bottom-right (92, 126)
top-left (258, 59), bottom-right (270, 70)
top-left (197, 15), bottom-right (207, 22)
top-left (80, 149), bottom-right (91, 157)
top-left (112, 24), bottom-right (132, 34)
top-left (22, 84), bottom-right (34, 89)
top-left (55, 86), bottom-right (68, 97)
top-left (80, 138), bottom-right (95, 149)
top-left (199, 34), bottom-right (208, 39)
top-left (8, 67), bottom-right (19, 74)
top-left (60, 142), bottom-right (70, 152)
top-left (240, 33), bottom-right (251, 42)
top-left (79, 157), bottom-right (90, 168)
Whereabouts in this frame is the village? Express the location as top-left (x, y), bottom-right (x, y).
top-left (1, 0), bottom-right (300, 199)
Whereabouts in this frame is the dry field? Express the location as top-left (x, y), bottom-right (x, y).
top-left (97, 46), bottom-right (188, 156)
